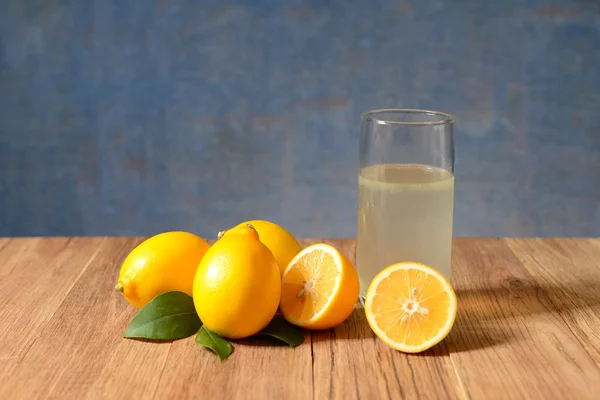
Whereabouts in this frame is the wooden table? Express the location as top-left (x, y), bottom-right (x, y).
top-left (1, 237), bottom-right (600, 399)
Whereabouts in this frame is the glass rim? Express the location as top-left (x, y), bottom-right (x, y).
top-left (361, 108), bottom-right (455, 126)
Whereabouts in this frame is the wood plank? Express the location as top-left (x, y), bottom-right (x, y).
top-left (0, 237), bottom-right (104, 377)
top-left (0, 238), bottom-right (28, 281)
top-left (0, 237), bottom-right (12, 255)
top-left (310, 239), bottom-right (464, 400)
top-left (3, 237), bottom-right (600, 399)
top-left (0, 239), bottom-right (53, 283)
top-left (152, 326), bottom-right (312, 399)
top-left (447, 238), bottom-right (600, 399)
top-left (506, 238), bottom-right (600, 366)
top-left (0, 237), bottom-right (172, 399)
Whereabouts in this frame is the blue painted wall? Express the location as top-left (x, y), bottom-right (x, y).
top-left (1, 0), bottom-right (599, 238)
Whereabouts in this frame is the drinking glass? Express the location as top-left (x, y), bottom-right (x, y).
top-left (356, 109), bottom-right (455, 297)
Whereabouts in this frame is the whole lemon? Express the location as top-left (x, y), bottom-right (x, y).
top-left (193, 225), bottom-right (281, 339)
top-left (116, 231), bottom-right (210, 309)
top-left (220, 220), bottom-right (302, 276)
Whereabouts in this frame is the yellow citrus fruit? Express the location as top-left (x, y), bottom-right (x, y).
top-left (220, 220), bottom-right (302, 276)
top-left (116, 231), bottom-right (210, 309)
top-left (280, 243), bottom-right (359, 329)
top-left (193, 225), bottom-right (281, 339)
top-left (364, 262), bottom-right (457, 353)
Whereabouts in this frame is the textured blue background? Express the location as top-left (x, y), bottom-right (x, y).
top-left (1, 0), bottom-right (599, 238)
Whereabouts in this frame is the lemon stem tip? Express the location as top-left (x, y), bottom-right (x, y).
top-left (217, 230), bottom-right (226, 240)
top-left (246, 224), bottom-right (260, 239)
top-left (115, 282), bottom-right (123, 292)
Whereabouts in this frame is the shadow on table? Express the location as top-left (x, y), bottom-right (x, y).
top-left (311, 280), bottom-right (600, 354)
top-left (235, 337), bottom-right (294, 347)
top-left (454, 280), bottom-right (600, 320)
top-left (446, 280), bottom-right (600, 353)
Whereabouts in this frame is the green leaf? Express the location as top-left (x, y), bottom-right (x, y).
top-left (255, 318), bottom-right (305, 347)
top-left (123, 291), bottom-right (202, 340)
top-left (196, 326), bottom-right (233, 362)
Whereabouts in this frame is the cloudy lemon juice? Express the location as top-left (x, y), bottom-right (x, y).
top-left (356, 163), bottom-right (454, 296)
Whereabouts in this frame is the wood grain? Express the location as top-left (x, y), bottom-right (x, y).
top-left (1, 237), bottom-right (600, 399)
top-left (152, 327), bottom-right (312, 399)
top-left (0, 237), bottom-right (104, 377)
top-left (0, 237), bottom-right (171, 399)
top-left (447, 238), bottom-right (600, 400)
top-left (506, 238), bottom-right (600, 366)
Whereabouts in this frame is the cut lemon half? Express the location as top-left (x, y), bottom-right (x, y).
top-left (280, 243), bottom-right (360, 330)
top-left (364, 262), bottom-right (457, 353)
